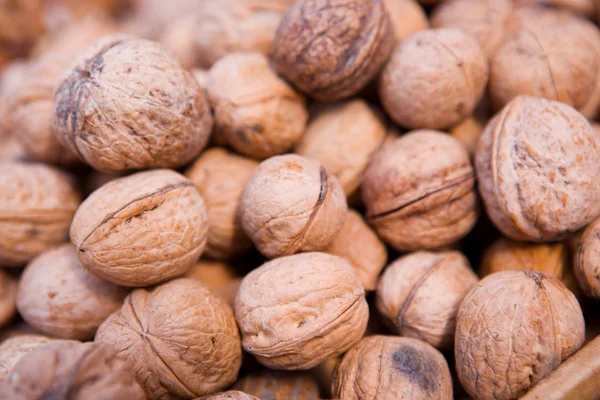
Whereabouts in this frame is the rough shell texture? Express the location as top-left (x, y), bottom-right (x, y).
top-left (0, 270), bottom-right (17, 328)
top-left (380, 28), bottom-right (489, 130)
top-left (206, 52), bottom-right (308, 160)
top-left (0, 341), bottom-right (145, 400)
top-left (199, 391), bottom-right (262, 400)
top-left (363, 130), bottom-right (478, 251)
top-left (240, 154), bottom-right (347, 258)
top-left (96, 279), bottom-right (242, 399)
top-left (16, 244), bottom-right (127, 340)
top-left (71, 169), bottom-right (209, 287)
top-left (382, 0), bottom-right (428, 42)
top-left (0, 162), bottom-right (80, 267)
top-left (272, 0), bottom-right (395, 101)
top-left (475, 96), bottom-right (600, 242)
top-left (575, 217), bottom-right (600, 298)
top-left (234, 370), bottom-right (321, 400)
top-left (235, 252), bottom-right (368, 370)
top-left (0, 334), bottom-right (54, 383)
top-left (455, 270), bottom-right (585, 400)
top-left (53, 36), bottom-right (213, 172)
top-left (333, 335), bottom-right (453, 400)
top-left (295, 100), bottom-right (387, 197)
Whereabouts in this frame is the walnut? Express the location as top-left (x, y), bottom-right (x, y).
top-left (513, 0), bottom-right (595, 18)
top-left (573, 217), bottom-right (600, 298)
top-left (206, 52), bottom-right (308, 160)
top-left (295, 100), bottom-right (387, 197)
top-left (235, 252), bottom-right (368, 370)
top-left (0, 0), bottom-right (45, 63)
top-left (333, 335), bottom-right (453, 400)
top-left (272, 0), bottom-right (395, 101)
top-left (200, 391), bottom-right (261, 400)
top-left (0, 162), bottom-right (80, 267)
top-left (380, 28), bottom-right (489, 130)
top-left (234, 370), bottom-right (321, 400)
top-left (449, 99), bottom-right (490, 158)
top-left (95, 278), bottom-right (243, 399)
top-left (70, 169), bottom-right (209, 287)
top-left (186, 260), bottom-right (242, 307)
top-left (240, 154), bottom-right (347, 258)
top-left (362, 130), bottom-right (479, 251)
top-left (192, 68), bottom-right (208, 90)
top-left (0, 334), bottom-right (54, 383)
top-left (382, 0), bottom-right (428, 43)
top-left (455, 270), bottom-right (585, 400)
top-left (53, 36), bottom-right (213, 172)
top-left (0, 270), bottom-right (17, 329)
top-left (504, 5), bottom-right (577, 39)
top-left (475, 96), bottom-right (600, 242)
top-left (0, 137), bottom-right (28, 162)
top-left (0, 60), bottom-right (28, 138)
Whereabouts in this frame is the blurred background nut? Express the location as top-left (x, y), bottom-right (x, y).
top-left (333, 335), bottom-right (453, 400)
top-left (235, 252), bottom-right (369, 370)
top-left (186, 260), bottom-right (242, 308)
top-left (240, 154), bottom-right (347, 259)
top-left (575, 217), bottom-right (600, 298)
top-left (0, 334), bottom-right (54, 383)
top-left (513, 0), bottom-right (595, 18)
top-left (234, 370), bottom-right (321, 400)
top-left (96, 278), bottom-right (242, 399)
top-left (272, 0), bottom-right (395, 101)
top-left (362, 130), bottom-right (478, 251)
top-left (0, 162), bottom-right (80, 267)
top-left (455, 271), bottom-right (585, 400)
top-left (0, 0), bottom-right (45, 65)
top-left (449, 99), bottom-right (491, 158)
top-left (200, 391), bottom-right (262, 400)
top-left (0, 60), bottom-right (28, 138)
top-left (382, 0), bottom-right (428, 43)
top-left (0, 270), bottom-right (16, 329)
top-left (70, 169), bottom-right (209, 287)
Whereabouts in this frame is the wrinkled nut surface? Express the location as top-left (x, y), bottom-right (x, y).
top-left (199, 391), bottom-right (262, 400)
top-left (380, 28), bottom-right (489, 130)
top-left (295, 100), bottom-right (387, 197)
top-left (16, 244), bottom-right (127, 340)
top-left (53, 36), bottom-right (213, 172)
top-left (272, 0), bottom-right (394, 101)
top-left (333, 335), bottom-right (453, 400)
top-left (241, 154), bottom-right (347, 258)
top-left (206, 52), bottom-right (308, 160)
top-left (455, 271), bottom-right (585, 400)
top-left (0, 334), bottom-right (54, 383)
top-left (363, 130), bottom-right (478, 251)
top-left (96, 278), bottom-right (242, 399)
top-left (382, 0), bottom-right (428, 42)
top-left (234, 370), bottom-right (321, 400)
top-left (235, 252), bottom-right (368, 370)
top-left (71, 169), bottom-right (209, 287)
top-left (575, 217), bottom-right (600, 298)
top-left (0, 270), bottom-right (16, 328)
top-left (0, 162), bottom-right (80, 267)
top-left (475, 96), bottom-right (600, 242)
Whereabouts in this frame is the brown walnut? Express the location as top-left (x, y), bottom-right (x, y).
top-left (234, 370), bottom-right (321, 400)
top-left (449, 99), bottom-right (491, 158)
top-left (0, 0), bottom-right (45, 64)
top-left (0, 334), bottom-right (54, 383)
top-left (382, 0), bottom-right (428, 43)
top-left (513, 0), bottom-right (595, 18)
top-left (199, 391), bottom-right (262, 400)
top-left (186, 260), bottom-right (242, 308)
top-left (574, 217), bottom-right (600, 298)
top-left (0, 270), bottom-right (16, 329)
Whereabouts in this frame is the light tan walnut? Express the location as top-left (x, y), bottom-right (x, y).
top-left (382, 0), bottom-right (429, 43)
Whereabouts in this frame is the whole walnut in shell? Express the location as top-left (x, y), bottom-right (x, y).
top-left (234, 370), bottom-right (321, 400)
top-left (475, 96), bottom-right (600, 242)
top-left (0, 270), bottom-right (17, 328)
top-left (362, 130), bottom-right (478, 251)
top-left (574, 217), bottom-right (600, 298)
top-left (53, 36), bottom-right (213, 172)
top-left (0, 162), bottom-right (80, 267)
top-left (200, 391), bottom-right (261, 400)
top-left (272, 0), bottom-right (395, 101)
top-left (455, 270), bottom-right (585, 400)
top-left (70, 169), bottom-right (209, 287)
top-left (240, 154), bottom-right (347, 259)
top-left (96, 278), bottom-right (242, 399)
top-left (333, 335), bottom-right (453, 400)
top-left (206, 52), bottom-right (308, 160)
top-left (0, 334), bottom-right (54, 383)
top-left (235, 252), bottom-right (369, 370)
top-left (380, 28), bottom-right (489, 130)
top-left (382, 0), bottom-right (428, 43)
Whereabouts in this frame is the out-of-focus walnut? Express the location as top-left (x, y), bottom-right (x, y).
top-left (475, 96), bottom-right (600, 242)
top-left (96, 278), bottom-right (242, 399)
top-left (199, 391), bottom-right (262, 400)
top-left (382, 0), bottom-right (428, 43)
top-left (513, 0), bottom-right (595, 18)
top-left (0, 162), bottom-right (80, 267)
top-left (0, 61), bottom-right (28, 138)
top-left (192, 68), bottom-right (208, 90)
top-left (272, 0), bottom-right (395, 101)
top-left (186, 260), bottom-right (242, 307)
top-left (455, 271), bottom-right (585, 400)
top-left (83, 170), bottom-right (125, 196)
top-left (234, 370), bottom-right (321, 400)
top-left (0, 0), bottom-right (45, 64)
top-left (380, 28), bottom-right (489, 130)
top-left (53, 35), bottom-right (213, 172)
top-left (504, 5), bottom-right (577, 40)
top-left (363, 130), bottom-right (478, 251)
top-left (0, 137), bottom-right (28, 162)
top-left (235, 252), bottom-right (368, 370)
top-left (240, 154), bottom-right (347, 259)
top-left (0, 334), bottom-right (54, 383)
top-left (449, 98), bottom-right (491, 158)
top-left (0, 270), bottom-right (17, 329)
top-left (333, 335), bottom-right (453, 400)
top-left (313, 357), bottom-right (340, 398)
top-left (70, 169), bottom-right (209, 287)
top-left (574, 217), bottom-right (600, 298)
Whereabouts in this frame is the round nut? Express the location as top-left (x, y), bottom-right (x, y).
top-left (0, 334), bottom-right (54, 384)
top-left (0, 270), bottom-right (17, 329)
top-left (234, 370), bottom-right (321, 400)
top-left (475, 96), bottom-right (600, 242)
top-left (0, 1), bottom-right (44, 62)
top-left (455, 270), bottom-right (585, 400)
top-left (504, 5), bottom-right (577, 39)
top-left (96, 278), bottom-right (242, 399)
top-left (70, 169), bottom-right (209, 287)
top-left (575, 217), bottom-right (600, 298)
top-left (449, 110), bottom-right (488, 158)
top-left (200, 391), bottom-right (261, 400)
top-left (382, 0), bottom-right (429, 42)
top-left (240, 154), bottom-right (347, 259)
top-left (235, 252), bottom-right (369, 370)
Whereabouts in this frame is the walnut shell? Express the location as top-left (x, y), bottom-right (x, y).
top-left (95, 278), bottom-right (242, 399)
top-left (455, 270), bottom-right (585, 400)
top-left (380, 28), bottom-right (489, 130)
top-left (206, 52), bottom-right (308, 160)
top-left (0, 334), bottom-right (54, 383)
top-left (333, 335), bottom-right (453, 400)
top-left (0, 137), bottom-right (28, 162)
top-left (504, 5), bottom-right (577, 40)
top-left (272, 0), bottom-right (395, 101)
top-left (186, 260), bottom-right (242, 307)
top-left (235, 252), bottom-right (369, 370)
top-left (53, 36), bottom-right (213, 172)
top-left (0, 270), bottom-right (16, 329)
top-left (234, 370), bottom-right (321, 400)
top-left (449, 110), bottom-right (488, 158)
top-left (0, 162), bottom-right (80, 267)
top-left (70, 169), bottom-right (209, 287)
top-left (240, 154), bottom-right (347, 259)
top-left (192, 68), bottom-right (207, 90)
top-left (513, 0), bottom-right (595, 18)
top-left (0, 0), bottom-right (45, 62)
top-left (200, 391), bottom-right (261, 400)
top-left (0, 61), bottom-right (29, 139)
top-left (382, 0), bottom-right (428, 43)
top-left (475, 96), bottom-right (600, 242)
top-left (362, 130), bottom-right (478, 251)
top-left (574, 217), bottom-right (600, 298)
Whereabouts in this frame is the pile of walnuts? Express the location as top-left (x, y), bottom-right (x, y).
top-left (2, 0), bottom-right (600, 399)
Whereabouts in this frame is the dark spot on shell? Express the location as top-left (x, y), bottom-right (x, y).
top-left (126, 67), bottom-right (132, 73)
top-left (524, 270), bottom-right (544, 288)
top-left (283, 162), bottom-right (303, 173)
top-left (392, 346), bottom-right (437, 393)
top-left (235, 129), bottom-right (249, 144)
top-left (47, 291), bottom-right (57, 299)
top-left (456, 102), bottom-right (464, 113)
top-left (253, 124), bottom-right (265, 134)
top-left (27, 227), bottom-right (39, 237)
top-left (128, 126), bottom-right (139, 136)
top-left (457, 62), bottom-right (463, 67)
top-left (211, 337), bottom-right (216, 345)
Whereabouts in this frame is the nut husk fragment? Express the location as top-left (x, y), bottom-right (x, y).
top-left (234, 370), bottom-right (321, 400)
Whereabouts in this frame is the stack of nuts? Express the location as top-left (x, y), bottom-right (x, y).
top-left (4, 0), bottom-right (600, 399)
